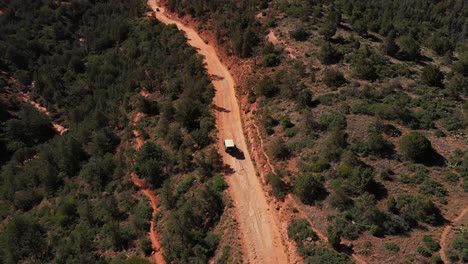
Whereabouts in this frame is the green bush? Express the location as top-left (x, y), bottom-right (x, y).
top-left (422, 235), bottom-right (440, 252)
top-left (256, 76), bottom-right (279, 97)
top-left (287, 219), bottom-right (318, 242)
top-left (399, 132), bottom-right (433, 163)
top-left (263, 53), bottom-right (281, 67)
top-left (267, 173), bottom-right (287, 200)
top-left (421, 65), bottom-right (444, 88)
top-left (289, 28), bottom-right (309, 41)
top-left (417, 246), bottom-right (432, 257)
top-left (294, 174), bottom-right (326, 204)
top-left (322, 69), bottom-right (346, 89)
top-left (319, 42), bottom-right (341, 64)
top-left (270, 138), bottom-right (290, 160)
top-left (384, 243), bottom-right (400, 252)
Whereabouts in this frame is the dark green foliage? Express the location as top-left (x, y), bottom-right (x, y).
top-left (4, 104), bottom-right (55, 151)
top-left (294, 174), bottom-right (326, 204)
top-left (268, 173), bottom-right (287, 200)
top-left (138, 97), bottom-right (159, 115)
top-left (322, 69), bottom-right (346, 89)
top-left (384, 243), bottom-right (400, 252)
top-left (289, 28), bottom-right (309, 41)
top-left (297, 89), bottom-right (314, 107)
top-left (263, 53), bottom-right (281, 67)
top-left (328, 228), bottom-right (342, 249)
top-left (397, 35), bottom-right (420, 61)
top-left (399, 132), bottom-right (433, 163)
top-left (382, 32), bottom-right (399, 56)
top-left (270, 138), bottom-right (290, 160)
top-left (420, 179), bottom-right (447, 197)
top-left (0, 216), bottom-right (46, 264)
top-left (288, 219), bottom-right (318, 242)
top-left (287, 217), bottom-right (351, 264)
top-left (135, 142), bottom-right (168, 187)
top-left (352, 132), bottom-right (394, 158)
top-left (446, 74), bottom-right (468, 97)
top-left (0, 1), bottom-right (220, 262)
top-left (319, 113), bottom-right (347, 131)
top-left (393, 194), bottom-right (443, 226)
top-left (256, 76), bottom-right (279, 97)
top-left (320, 21), bottom-right (337, 40)
top-left (319, 42), bottom-right (341, 64)
top-left (422, 235), bottom-right (440, 252)
top-left (417, 246), bottom-right (432, 257)
top-left (421, 65), bottom-right (444, 88)
top-left (162, 183), bottom-right (224, 263)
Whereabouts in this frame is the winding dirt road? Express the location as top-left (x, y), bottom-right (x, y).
top-left (131, 91), bottom-right (165, 264)
top-left (439, 206), bottom-right (468, 263)
top-left (147, 1), bottom-right (290, 263)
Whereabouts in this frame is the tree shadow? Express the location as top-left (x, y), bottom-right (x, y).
top-left (213, 105), bottom-right (230, 113)
top-left (369, 181), bottom-right (388, 201)
top-left (222, 164), bottom-right (235, 175)
top-left (210, 74), bottom-right (224, 81)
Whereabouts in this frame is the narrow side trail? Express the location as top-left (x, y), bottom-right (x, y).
top-left (130, 91), bottom-right (165, 264)
top-left (439, 206), bottom-right (468, 263)
top-left (147, 1), bottom-right (290, 263)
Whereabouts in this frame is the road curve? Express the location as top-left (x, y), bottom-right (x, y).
top-left (147, 1), bottom-right (290, 263)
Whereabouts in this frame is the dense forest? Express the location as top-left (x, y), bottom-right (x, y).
top-left (166, 0), bottom-right (467, 263)
top-left (0, 0), bottom-right (228, 263)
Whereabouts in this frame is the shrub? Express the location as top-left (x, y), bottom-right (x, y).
top-left (289, 28), bottom-right (309, 41)
top-left (294, 174), bottom-right (326, 204)
top-left (394, 194), bottom-right (443, 226)
top-left (319, 42), bottom-right (340, 64)
top-left (421, 65), bottom-right (444, 88)
top-left (267, 173), bottom-right (287, 200)
top-left (417, 246), bottom-right (432, 257)
top-left (256, 76), bottom-right (279, 97)
top-left (420, 179), bottom-right (447, 197)
top-left (384, 243), bottom-right (400, 252)
top-left (141, 238), bottom-right (152, 256)
top-left (422, 235), bottom-right (440, 252)
top-left (328, 228), bottom-right (342, 249)
top-left (263, 53), bottom-right (280, 67)
top-left (399, 132), bottom-right (433, 163)
top-left (319, 113), bottom-right (347, 130)
top-left (287, 219), bottom-right (318, 243)
top-left (322, 69), bottom-right (346, 89)
top-left (270, 138), bottom-right (290, 160)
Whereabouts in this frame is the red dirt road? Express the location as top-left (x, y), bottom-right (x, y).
top-left (131, 91), bottom-right (165, 264)
top-left (148, 1), bottom-right (290, 263)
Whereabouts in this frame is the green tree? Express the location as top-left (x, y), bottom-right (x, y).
top-left (382, 31), bottom-right (399, 56)
top-left (421, 65), bottom-right (444, 87)
top-left (294, 174), bottom-right (326, 204)
top-left (322, 69), bottom-right (346, 89)
top-left (397, 35), bottom-right (420, 61)
top-left (319, 42), bottom-right (340, 64)
top-left (135, 142), bottom-right (168, 187)
top-left (399, 132), bottom-right (433, 163)
top-left (0, 216), bottom-right (46, 264)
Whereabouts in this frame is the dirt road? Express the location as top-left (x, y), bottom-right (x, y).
top-left (131, 91), bottom-right (165, 264)
top-left (147, 1), bottom-right (290, 263)
top-left (439, 206), bottom-right (468, 263)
